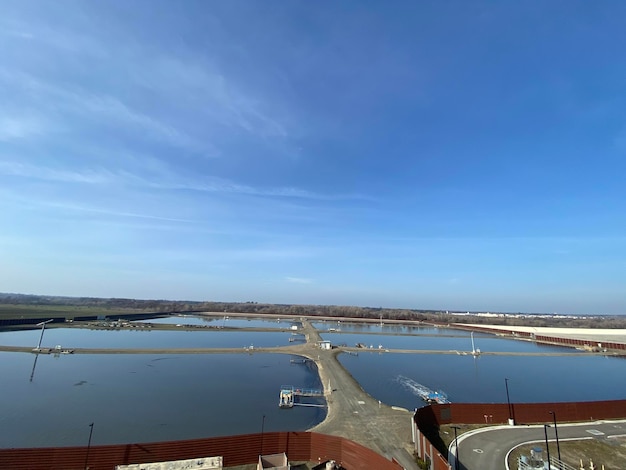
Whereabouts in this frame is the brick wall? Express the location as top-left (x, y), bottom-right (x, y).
top-left (0, 432), bottom-right (403, 470)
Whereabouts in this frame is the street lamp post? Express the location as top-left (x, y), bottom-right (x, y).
top-left (505, 378), bottom-right (513, 424)
top-left (549, 411), bottom-right (561, 462)
top-left (543, 424), bottom-right (551, 470)
top-left (451, 426), bottom-right (460, 470)
top-left (261, 414), bottom-right (266, 455)
top-left (35, 319), bottom-right (53, 351)
top-left (84, 422), bottom-right (94, 470)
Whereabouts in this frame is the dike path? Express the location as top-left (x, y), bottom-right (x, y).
top-left (287, 320), bottom-right (418, 470)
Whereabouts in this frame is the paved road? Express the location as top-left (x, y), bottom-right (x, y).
top-left (450, 420), bottom-right (626, 470)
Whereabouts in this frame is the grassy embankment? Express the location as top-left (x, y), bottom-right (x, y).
top-left (0, 304), bottom-right (145, 321)
top-left (508, 439), bottom-right (626, 470)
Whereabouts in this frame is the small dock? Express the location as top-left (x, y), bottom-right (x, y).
top-left (278, 385), bottom-right (324, 408)
top-left (288, 333), bottom-right (306, 343)
top-left (289, 358), bottom-right (311, 364)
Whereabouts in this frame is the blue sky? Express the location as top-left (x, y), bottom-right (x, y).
top-left (1, 1), bottom-right (625, 314)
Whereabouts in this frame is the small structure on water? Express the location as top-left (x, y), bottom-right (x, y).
top-left (278, 385), bottom-right (324, 408)
top-left (279, 387), bottom-right (295, 408)
top-left (471, 332), bottom-right (481, 356)
top-left (288, 333), bottom-right (306, 343)
top-left (425, 390), bottom-right (449, 404)
top-left (396, 375), bottom-right (451, 404)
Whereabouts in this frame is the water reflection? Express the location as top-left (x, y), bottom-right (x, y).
top-left (138, 315), bottom-right (298, 329)
top-left (29, 352), bottom-right (39, 382)
top-left (312, 321), bottom-right (493, 337)
top-left (2, 321), bottom-right (624, 450)
top-left (338, 352), bottom-right (626, 409)
top-left (0, 328), bottom-right (294, 349)
top-left (1, 352), bottom-right (325, 448)
top-left (321, 331), bottom-right (576, 353)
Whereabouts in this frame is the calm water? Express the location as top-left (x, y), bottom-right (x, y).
top-left (138, 316), bottom-right (297, 329)
top-left (0, 352), bottom-right (324, 448)
top-left (322, 331), bottom-right (577, 353)
top-left (2, 323), bottom-right (625, 449)
top-left (338, 352), bottom-right (626, 409)
top-left (0, 328), bottom-right (293, 349)
top-left (312, 322), bottom-right (492, 337)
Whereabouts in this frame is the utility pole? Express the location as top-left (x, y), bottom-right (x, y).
top-left (261, 414), bottom-right (266, 456)
top-left (549, 411), bottom-right (561, 462)
top-left (451, 426), bottom-right (460, 470)
top-left (35, 319), bottom-right (54, 351)
top-left (543, 424), bottom-right (551, 469)
top-left (505, 378), bottom-right (513, 424)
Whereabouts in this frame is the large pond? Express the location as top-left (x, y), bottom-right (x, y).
top-left (2, 320), bottom-right (625, 449)
top-left (338, 352), bottom-right (626, 410)
top-left (0, 352), bottom-right (324, 448)
top-left (321, 331), bottom-right (576, 353)
top-left (313, 322), bottom-right (492, 337)
top-left (0, 328), bottom-right (293, 349)
top-left (138, 315), bottom-right (298, 329)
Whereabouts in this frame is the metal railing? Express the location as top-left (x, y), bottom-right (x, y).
top-left (518, 456), bottom-right (579, 470)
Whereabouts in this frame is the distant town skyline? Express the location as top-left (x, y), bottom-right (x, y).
top-left (1, 2), bottom-right (625, 315)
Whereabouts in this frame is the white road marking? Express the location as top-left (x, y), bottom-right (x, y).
top-left (586, 429), bottom-right (605, 436)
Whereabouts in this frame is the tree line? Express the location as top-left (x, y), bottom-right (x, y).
top-left (1, 293), bottom-right (624, 329)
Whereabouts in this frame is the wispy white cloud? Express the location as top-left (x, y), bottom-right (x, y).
top-left (0, 184), bottom-right (197, 225)
top-left (0, 28), bottom-right (34, 40)
top-left (0, 21), bottom-right (292, 147)
top-left (0, 158), bottom-right (367, 203)
top-left (285, 276), bottom-right (313, 284)
top-left (131, 54), bottom-right (291, 140)
top-left (0, 68), bottom-right (217, 157)
top-left (222, 248), bottom-right (314, 261)
top-left (40, 200), bottom-right (198, 224)
top-left (144, 176), bottom-right (365, 201)
top-left (0, 10), bottom-right (301, 198)
top-left (78, 93), bottom-right (218, 156)
top-left (0, 116), bottom-right (47, 142)
top-left (0, 161), bottom-right (118, 184)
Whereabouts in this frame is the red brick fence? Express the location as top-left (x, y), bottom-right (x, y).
top-left (4, 401), bottom-right (626, 469)
top-left (0, 431), bottom-right (403, 470)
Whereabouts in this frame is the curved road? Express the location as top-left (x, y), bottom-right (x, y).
top-left (450, 420), bottom-right (626, 470)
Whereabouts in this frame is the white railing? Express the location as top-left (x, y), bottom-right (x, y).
top-left (518, 456), bottom-right (579, 470)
